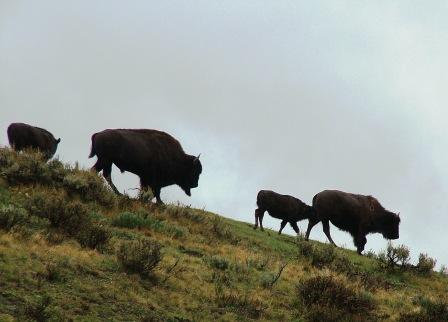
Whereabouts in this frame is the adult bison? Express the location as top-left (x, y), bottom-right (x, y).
top-left (253, 190), bottom-right (316, 235)
top-left (89, 129), bottom-right (202, 204)
top-left (305, 190), bottom-right (400, 254)
top-left (7, 122), bottom-right (61, 160)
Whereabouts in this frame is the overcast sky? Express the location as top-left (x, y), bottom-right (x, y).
top-left (1, 1), bottom-right (448, 266)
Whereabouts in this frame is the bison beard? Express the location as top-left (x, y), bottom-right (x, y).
top-left (305, 190), bottom-right (401, 255)
top-left (253, 190), bottom-right (316, 235)
top-left (7, 122), bottom-right (61, 161)
top-left (89, 129), bottom-right (202, 204)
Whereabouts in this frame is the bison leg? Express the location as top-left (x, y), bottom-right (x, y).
top-left (253, 208), bottom-right (265, 231)
top-left (102, 163), bottom-right (121, 195)
top-left (305, 217), bottom-right (319, 241)
top-left (289, 221), bottom-right (300, 235)
top-left (354, 235), bottom-right (367, 255)
top-left (278, 220), bottom-right (287, 234)
top-left (322, 219), bottom-right (337, 247)
top-left (153, 187), bottom-right (164, 204)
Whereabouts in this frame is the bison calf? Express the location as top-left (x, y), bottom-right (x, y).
top-left (89, 128), bottom-right (202, 204)
top-left (305, 190), bottom-right (400, 255)
top-left (253, 190), bottom-right (315, 235)
top-left (7, 123), bottom-right (61, 160)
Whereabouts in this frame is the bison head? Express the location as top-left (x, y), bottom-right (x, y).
top-left (180, 154), bottom-right (202, 196)
top-left (379, 211), bottom-right (400, 240)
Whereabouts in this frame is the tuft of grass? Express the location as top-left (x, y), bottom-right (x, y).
top-left (206, 255), bottom-right (230, 271)
top-left (112, 211), bottom-right (186, 238)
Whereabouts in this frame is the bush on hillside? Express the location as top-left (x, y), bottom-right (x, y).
top-left (214, 274), bottom-right (265, 319)
top-left (398, 296), bottom-right (448, 322)
top-left (0, 148), bottom-right (116, 207)
top-left (209, 216), bottom-right (240, 245)
top-left (76, 224), bottom-right (111, 251)
top-left (0, 205), bottom-right (29, 230)
top-left (0, 149), bottom-right (52, 185)
top-left (24, 191), bottom-right (90, 237)
top-left (416, 253), bottom-right (436, 275)
top-left (377, 242), bottom-right (410, 269)
top-left (297, 271), bottom-right (376, 321)
top-left (117, 238), bottom-right (162, 277)
top-left (62, 170), bottom-right (116, 207)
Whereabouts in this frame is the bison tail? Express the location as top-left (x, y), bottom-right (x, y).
top-left (88, 146), bottom-right (96, 158)
top-left (89, 134), bottom-right (97, 158)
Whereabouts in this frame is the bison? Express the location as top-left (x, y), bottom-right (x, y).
top-left (305, 190), bottom-right (400, 254)
top-left (89, 129), bottom-right (202, 204)
top-left (253, 190), bottom-right (316, 235)
top-left (7, 122), bottom-right (61, 160)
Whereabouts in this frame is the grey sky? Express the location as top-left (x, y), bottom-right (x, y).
top-left (1, 1), bottom-right (448, 265)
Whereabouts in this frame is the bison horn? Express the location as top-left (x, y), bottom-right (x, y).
top-left (195, 154), bottom-right (201, 161)
top-left (56, 138), bottom-right (61, 144)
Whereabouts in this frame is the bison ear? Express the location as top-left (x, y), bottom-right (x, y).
top-left (56, 138), bottom-right (61, 144)
top-left (368, 197), bottom-right (375, 212)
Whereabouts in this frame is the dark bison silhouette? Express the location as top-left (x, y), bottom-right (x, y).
top-left (89, 129), bottom-right (202, 204)
top-left (305, 190), bottom-right (400, 254)
top-left (7, 122), bottom-right (61, 160)
top-left (253, 190), bottom-right (316, 235)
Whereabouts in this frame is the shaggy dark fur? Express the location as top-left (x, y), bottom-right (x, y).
top-left (253, 190), bottom-right (316, 235)
top-left (89, 129), bottom-right (202, 204)
top-left (7, 123), bottom-right (61, 160)
top-left (305, 190), bottom-right (401, 254)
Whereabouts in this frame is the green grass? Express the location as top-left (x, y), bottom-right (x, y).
top-left (0, 148), bottom-right (447, 321)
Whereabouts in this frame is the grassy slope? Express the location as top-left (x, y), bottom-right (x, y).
top-left (0, 149), bottom-right (447, 321)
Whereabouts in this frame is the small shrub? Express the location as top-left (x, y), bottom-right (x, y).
top-left (76, 224), bottom-right (111, 250)
top-left (330, 255), bottom-right (358, 276)
top-left (398, 296), bottom-right (448, 322)
top-left (297, 271), bottom-right (375, 318)
top-left (138, 188), bottom-right (154, 203)
top-left (378, 242), bottom-right (410, 269)
top-left (63, 170), bottom-right (116, 207)
top-left (0, 205), bottom-right (29, 230)
top-left (416, 253), bottom-right (436, 275)
top-left (25, 191), bottom-right (90, 236)
top-left (207, 255), bottom-right (230, 270)
top-left (117, 238), bottom-right (162, 277)
top-left (310, 243), bottom-right (336, 268)
top-left (164, 204), bottom-right (205, 222)
top-left (178, 246), bottom-right (204, 258)
top-left (112, 212), bottom-right (147, 229)
top-left (0, 150), bottom-right (51, 185)
top-left (364, 249), bottom-right (377, 259)
top-left (24, 294), bottom-right (52, 322)
top-left (214, 276), bottom-right (265, 319)
top-left (42, 262), bottom-right (64, 282)
top-left (296, 237), bottom-right (314, 258)
top-left (210, 217), bottom-right (240, 245)
top-left (260, 263), bottom-right (287, 289)
top-left (245, 256), bottom-right (269, 271)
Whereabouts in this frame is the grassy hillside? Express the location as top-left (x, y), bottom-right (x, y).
top-left (0, 148), bottom-right (447, 321)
